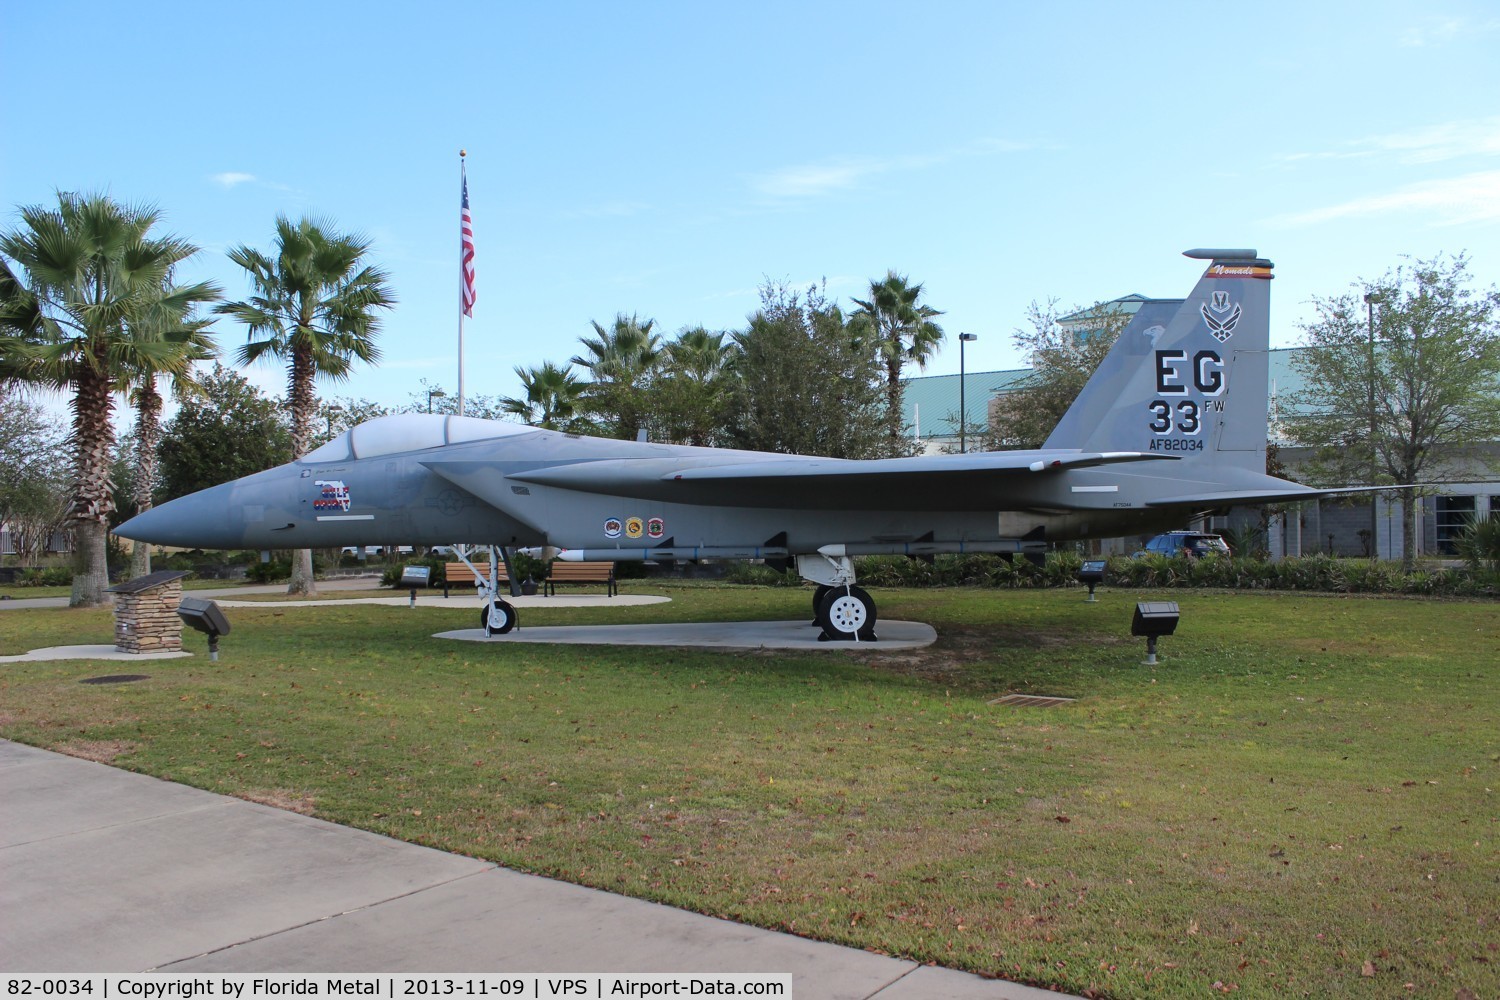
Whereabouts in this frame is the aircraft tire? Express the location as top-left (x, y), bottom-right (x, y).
top-left (816, 585), bottom-right (877, 641)
top-left (811, 584), bottom-right (832, 624)
top-left (481, 599), bottom-right (517, 636)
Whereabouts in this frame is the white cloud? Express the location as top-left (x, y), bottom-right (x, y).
top-left (1264, 170), bottom-right (1500, 228)
top-left (1399, 14), bottom-right (1500, 47)
top-left (212, 171), bottom-right (256, 188)
top-left (749, 137), bottom-right (1033, 201)
top-left (1277, 117), bottom-right (1500, 166)
top-left (752, 162), bottom-right (874, 199)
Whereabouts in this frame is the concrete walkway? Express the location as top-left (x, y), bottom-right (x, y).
top-left (0, 740), bottom-right (1058, 997)
top-left (0, 576), bottom-right (389, 611)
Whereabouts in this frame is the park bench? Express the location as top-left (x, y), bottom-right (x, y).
top-left (443, 561), bottom-right (509, 598)
top-left (544, 561), bottom-right (617, 597)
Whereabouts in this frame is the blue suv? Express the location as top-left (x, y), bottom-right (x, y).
top-left (1135, 531), bottom-right (1232, 558)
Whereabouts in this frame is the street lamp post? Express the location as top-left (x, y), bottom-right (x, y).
top-left (324, 405), bottom-right (343, 441)
top-left (959, 333), bottom-right (978, 454)
top-left (428, 388), bottom-right (447, 414)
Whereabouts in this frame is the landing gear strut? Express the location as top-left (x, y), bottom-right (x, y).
top-left (451, 544), bottom-right (521, 637)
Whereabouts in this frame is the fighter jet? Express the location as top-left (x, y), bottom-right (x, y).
top-left (118, 249), bottom-right (1346, 640)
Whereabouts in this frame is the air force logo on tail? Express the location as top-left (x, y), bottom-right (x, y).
top-left (1201, 290), bottom-right (1241, 343)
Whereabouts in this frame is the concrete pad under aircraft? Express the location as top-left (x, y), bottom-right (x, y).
top-left (435, 618), bottom-right (937, 650)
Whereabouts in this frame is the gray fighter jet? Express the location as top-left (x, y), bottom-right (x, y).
top-left (118, 249), bottom-right (1347, 640)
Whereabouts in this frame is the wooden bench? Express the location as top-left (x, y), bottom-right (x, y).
top-left (443, 561), bottom-right (509, 598)
top-left (545, 561), bottom-right (616, 597)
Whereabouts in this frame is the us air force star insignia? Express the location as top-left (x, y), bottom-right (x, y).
top-left (1201, 292), bottom-right (1242, 343)
top-left (425, 489), bottom-right (474, 516)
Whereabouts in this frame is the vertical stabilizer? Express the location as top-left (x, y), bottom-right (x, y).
top-left (1044, 250), bottom-right (1273, 476)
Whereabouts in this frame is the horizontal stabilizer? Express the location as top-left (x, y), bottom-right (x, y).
top-left (1147, 483), bottom-right (1415, 509)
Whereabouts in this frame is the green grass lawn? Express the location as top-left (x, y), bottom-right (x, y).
top-left (0, 583), bottom-right (1495, 998)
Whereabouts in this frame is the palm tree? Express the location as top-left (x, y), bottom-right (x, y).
top-left (570, 313), bottom-right (660, 439)
top-left (500, 361), bottom-right (587, 430)
top-left (0, 192), bottom-right (219, 606)
top-left (658, 327), bottom-right (734, 445)
top-left (851, 271), bottom-right (946, 456)
top-left (218, 216), bottom-right (395, 596)
top-left (665, 326), bottom-right (732, 381)
top-left (123, 314), bottom-right (218, 578)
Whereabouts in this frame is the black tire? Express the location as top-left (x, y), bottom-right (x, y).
top-left (480, 599), bottom-right (517, 635)
top-left (816, 585), bottom-right (877, 641)
top-left (811, 584), bottom-right (832, 623)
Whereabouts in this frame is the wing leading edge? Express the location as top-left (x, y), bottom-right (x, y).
top-left (472, 450), bottom-right (1176, 511)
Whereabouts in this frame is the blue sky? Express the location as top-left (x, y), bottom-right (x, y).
top-left (5, 0), bottom-right (1499, 415)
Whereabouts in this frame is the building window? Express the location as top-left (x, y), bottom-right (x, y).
top-left (1435, 495), bottom-right (1476, 555)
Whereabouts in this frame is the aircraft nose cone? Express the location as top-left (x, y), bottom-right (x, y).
top-left (116, 488), bottom-right (243, 548)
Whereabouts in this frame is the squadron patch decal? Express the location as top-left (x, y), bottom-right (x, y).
top-left (647, 517), bottom-right (665, 539)
top-left (625, 517), bottom-right (644, 539)
top-left (604, 517), bottom-right (623, 539)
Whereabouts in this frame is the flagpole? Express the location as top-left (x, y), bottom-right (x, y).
top-left (457, 149), bottom-right (467, 417)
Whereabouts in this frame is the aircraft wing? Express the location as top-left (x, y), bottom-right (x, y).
top-left (484, 450), bottom-right (1174, 511)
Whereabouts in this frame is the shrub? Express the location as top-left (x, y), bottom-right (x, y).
top-left (1454, 517), bottom-right (1500, 575)
top-left (721, 562), bottom-right (800, 586)
top-left (713, 549), bottom-right (1493, 599)
top-left (19, 567), bottom-right (72, 587)
top-left (1222, 524), bottom-right (1269, 559)
top-left (245, 558), bottom-right (291, 583)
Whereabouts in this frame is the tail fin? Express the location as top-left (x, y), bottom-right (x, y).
top-left (1043, 249), bottom-right (1273, 475)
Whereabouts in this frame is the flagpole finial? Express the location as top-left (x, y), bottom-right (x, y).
top-left (460, 149), bottom-right (467, 158)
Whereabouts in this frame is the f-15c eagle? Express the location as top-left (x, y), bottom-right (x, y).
top-left (118, 249), bottom-right (1343, 640)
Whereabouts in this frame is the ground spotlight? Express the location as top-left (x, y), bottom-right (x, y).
top-left (1130, 601), bottom-right (1179, 665)
top-left (177, 598), bottom-right (231, 661)
top-left (1077, 559), bottom-right (1106, 602)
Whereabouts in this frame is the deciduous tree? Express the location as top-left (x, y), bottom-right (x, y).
top-left (158, 364), bottom-right (292, 502)
top-left (724, 281), bottom-right (885, 459)
top-left (987, 299), bottom-right (1129, 449)
top-left (0, 385), bottom-right (70, 566)
top-left (1287, 254), bottom-right (1500, 570)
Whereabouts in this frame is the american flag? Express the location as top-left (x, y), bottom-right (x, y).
top-left (460, 169), bottom-right (476, 317)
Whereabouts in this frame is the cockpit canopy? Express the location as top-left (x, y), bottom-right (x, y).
top-left (300, 413), bottom-right (537, 463)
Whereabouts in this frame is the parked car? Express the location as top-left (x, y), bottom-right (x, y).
top-left (1134, 531), bottom-right (1232, 559)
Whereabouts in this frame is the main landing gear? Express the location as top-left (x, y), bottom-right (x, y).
top-left (481, 598), bottom-right (517, 636)
top-left (450, 544), bottom-right (521, 637)
top-left (801, 551), bottom-right (877, 642)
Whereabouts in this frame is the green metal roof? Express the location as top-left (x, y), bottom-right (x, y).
top-left (902, 367), bottom-right (1031, 441)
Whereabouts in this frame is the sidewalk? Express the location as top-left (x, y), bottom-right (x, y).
top-left (0, 740), bottom-right (1059, 998)
top-left (0, 575), bottom-right (388, 611)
